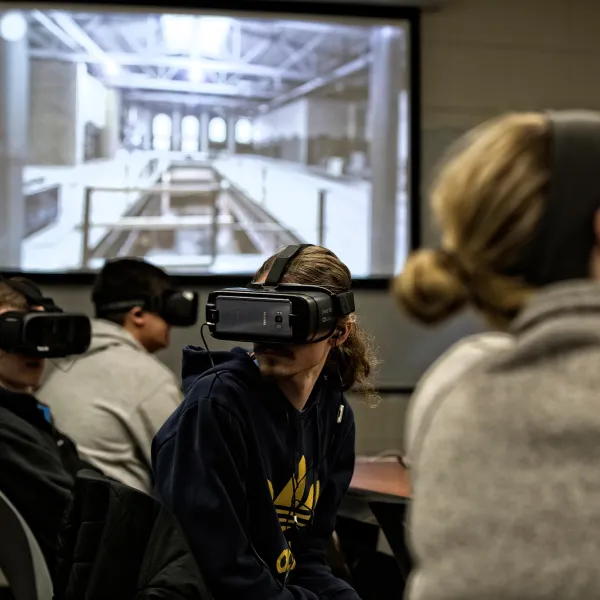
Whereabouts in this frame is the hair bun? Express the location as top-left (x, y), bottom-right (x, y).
top-left (392, 249), bottom-right (469, 325)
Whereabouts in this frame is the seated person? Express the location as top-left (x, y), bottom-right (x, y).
top-left (38, 258), bottom-right (192, 493)
top-left (153, 245), bottom-right (377, 600)
top-left (395, 111), bottom-right (600, 598)
top-left (0, 277), bottom-right (92, 584)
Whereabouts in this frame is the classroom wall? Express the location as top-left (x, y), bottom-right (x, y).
top-left (420, 0), bottom-right (600, 244)
top-left (42, 0), bottom-right (600, 454)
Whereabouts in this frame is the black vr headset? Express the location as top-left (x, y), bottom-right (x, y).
top-left (206, 244), bottom-right (355, 344)
top-left (0, 277), bottom-right (91, 358)
top-left (94, 288), bottom-right (199, 327)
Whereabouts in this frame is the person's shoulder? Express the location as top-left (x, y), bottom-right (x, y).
top-left (182, 350), bottom-right (260, 405)
top-left (0, 405), bottom-right (35, 440)
top-left (144, 354), bottom-right (181, 388)
top-left (405, 332), bottom-right (514, 458)
top-left (0, 405), bottom-right (60, 464)
top-left (97, 342), bottom-right (179, 396)
top-left (155, 370), bottom-right (249, 448)
top-left (418, 332), bottom-right (513, 396)
top-left (183, 367), bottom-right (250, 413)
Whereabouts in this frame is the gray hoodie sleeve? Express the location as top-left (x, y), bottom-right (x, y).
top-left (130, 377), bottom-right (183, 472)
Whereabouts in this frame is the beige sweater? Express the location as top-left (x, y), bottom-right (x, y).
top-left (38, 319), bottom-right (182, 493)
top-left (405, 281), bottom-right (600, 599)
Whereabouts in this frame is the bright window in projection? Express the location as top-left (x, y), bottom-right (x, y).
top-left (235, 118), bottom-right (253, 145)
top-left (152, 113), bottom-right (172, 151)
top-left (181, 115), bottom-right (200, 152)
top-left (11, 5), bottom-right (414, 276)
top-left (208, 117), bottom-right (227, 144)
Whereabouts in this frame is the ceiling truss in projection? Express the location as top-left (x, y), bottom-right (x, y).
top-left (26, 10), bottom-right (375, 113)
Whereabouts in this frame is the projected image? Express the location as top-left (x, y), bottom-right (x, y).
top-left (1, 8), bottom-right (411, 277)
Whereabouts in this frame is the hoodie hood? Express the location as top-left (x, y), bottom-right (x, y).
top-left (181, 345), bottom-right (327, 424)
top-left (181, 346), bottom-right (256, 395)
top-left (88, 319), bottom-right (144, 353)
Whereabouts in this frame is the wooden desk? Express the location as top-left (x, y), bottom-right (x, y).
top-left (350, 457), bottom-right (411, 501)
top-left (345, 457), bottom-right (412, 584)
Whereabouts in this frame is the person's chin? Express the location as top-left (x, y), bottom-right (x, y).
top-left (18, 376), bottom-right (42, 391)
top-left (257, 359), bottom-right (282, 376)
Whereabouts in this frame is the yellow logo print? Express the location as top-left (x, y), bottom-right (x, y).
top-left (276, 548), bottom-right (296, 574)
top-left (268, 456), bottom-right (321, 575)
top-left (268, 456), bottom-right (321, 532)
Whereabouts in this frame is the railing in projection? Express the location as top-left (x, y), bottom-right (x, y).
top-left (76, 181), bottom-right (322, 269)
top-left (79, 184), bottom-right (221, 268)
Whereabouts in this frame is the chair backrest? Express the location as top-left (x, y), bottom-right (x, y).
top-left (0, 490), bottom-right (53, 600)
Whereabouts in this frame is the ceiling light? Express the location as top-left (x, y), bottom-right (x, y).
top-left (197, 17), bottom-right (231, 57)
top-left (103, 60), bottom-right (120, 77)
top-left (161, 14), bottom-right (196, 54)
top-left (188, 62), bottom-right (203, 82)
top-left (0, 11), bottom-right (27, 43)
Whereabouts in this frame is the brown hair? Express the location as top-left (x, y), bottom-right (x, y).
top-left (394, 112), bottom-right (551, 329)
top-left (255, 245), bottom-right (379, 404)
top-left (0, 279), bottom-right (29, 311)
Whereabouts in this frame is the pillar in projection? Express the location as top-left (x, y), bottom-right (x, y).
top-left (368, 26), bottom-right (404, 276)
top-left (103, 88), bottom-right (122, 159)
top-left (142, 106), bottom-right (152, 150)
top-left (227, 115), bottom-right (237, 154)
top-left (200, 112), bottom-right (210, 154)
top-left (0, 11), bottom-right (28, 269)
top-left (172, 106), bottom-right (182, 152)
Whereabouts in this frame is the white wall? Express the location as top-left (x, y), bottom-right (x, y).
top-left (307, 98), bottom-right (351, 138)
top-left (253, 98), bottom-right (357, 141)
top-left (74, 65), bottom-right (110, 163)
top-left (28, 60), bottom-right (79, 166)
top-left (252, 99), bottom-right (309, 143)
top-left (102, 89), bottom-right (121, 159)
top-left (76, 66), bottom-right (108, 129)
top-left (420, 0), bottom-right (600, 244)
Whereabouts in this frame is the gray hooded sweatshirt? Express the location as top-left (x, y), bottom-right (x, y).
top-left (38, 319), bottom-right (182, 494)
top-left (405, 281), bottom-right (600, 600)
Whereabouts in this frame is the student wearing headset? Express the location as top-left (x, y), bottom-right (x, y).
top-left (0, 277), bottom-right (92, 587)
top-left (153, 245), bottom-right (377, 600)
top-left (395, 111), bottom-right (600, 599)
top-left (39, 257), bottom-right (197, 494)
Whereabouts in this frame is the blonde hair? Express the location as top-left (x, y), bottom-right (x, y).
top-left (0, 279), bottom-right (29, 311)
top-left (394, 113), bottom-right (550, 329)
top-left (255, 245), bottom-right (379, 405)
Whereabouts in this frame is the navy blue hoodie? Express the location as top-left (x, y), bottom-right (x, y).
top-left (152, 347), bottom-right (359, 600)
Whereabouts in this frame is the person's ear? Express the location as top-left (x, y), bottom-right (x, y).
top-left (125, 307), bottom-right (145, 328)
top-left (328, 322), bottom-right (351, 348)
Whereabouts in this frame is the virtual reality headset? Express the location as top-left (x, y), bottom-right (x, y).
top-left (0, 277), bottom-right (91, 358)
top-left (94, 288), bottom-right (199, 327)
top-left (206, 244), bottom-right (355, 344)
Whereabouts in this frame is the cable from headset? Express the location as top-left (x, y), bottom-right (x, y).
top-left (199, 323), bottom-right (286, 589)
top-left (292, 363), bottom-right (347, 500)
